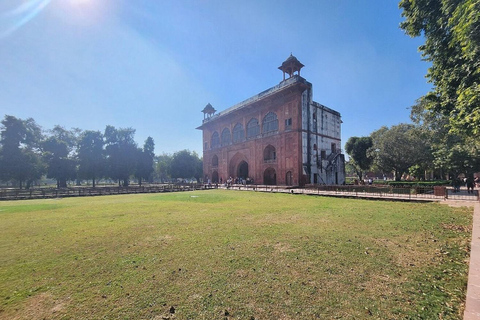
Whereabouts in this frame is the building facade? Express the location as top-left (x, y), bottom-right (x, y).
top-left (197, 55), bottom-right (345, 186)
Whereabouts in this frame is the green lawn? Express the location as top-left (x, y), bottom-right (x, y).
top-left (0, 190), bottom-right (473, 319)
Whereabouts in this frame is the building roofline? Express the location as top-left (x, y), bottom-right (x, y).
top-left (311, 101), bottom-right (341, 118)
top-left (197, 75), bottom-right (311, 129)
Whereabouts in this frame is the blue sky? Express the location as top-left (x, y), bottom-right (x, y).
top-left (0, 0), bottom-right (430, 156)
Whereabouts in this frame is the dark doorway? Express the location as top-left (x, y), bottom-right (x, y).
top-left (264, 167), bottom-right (277, 185)
top-left (212, 171), bottom-right (219, 183)
top-left (286, 171), bottom-right (293, 186)
top-left (237, 161), bottom-right (248, 179)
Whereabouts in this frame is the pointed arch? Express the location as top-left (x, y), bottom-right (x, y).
top-left (246, 118), bottom-right (260, 139)
top-left (264, 167), bottom-right (277, 185)
top-left (263, 145), bottom-right (276, 162)
top-left (232, 123), bottom-right (245, 143)
top-left (262, 112), bottom-right (278, 134)
top-left (286, 171), bottom-right (293, 186)
top-left (221, 128), bottom-right (231, 146)
top-left (212, 171), bottom-right (219, 183)
top-left (211, 131), bottom-right (220, 149)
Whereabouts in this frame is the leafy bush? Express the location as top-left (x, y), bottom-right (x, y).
top-left (374, 180), bottom-right (451, 187)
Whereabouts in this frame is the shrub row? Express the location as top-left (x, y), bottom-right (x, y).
top-left (373, 180), bottom-right (450, 187)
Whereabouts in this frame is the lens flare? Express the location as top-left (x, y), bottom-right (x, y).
top-left (0, 0), bottom-right (52, 38)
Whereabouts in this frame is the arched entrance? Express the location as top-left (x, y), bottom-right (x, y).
top-left (264, 167), bottom-right (277, 185)
top-left (228, 152), bottom-right (249, 179)
top-left (237, 161), bottom-right (248, 179)
top-left (286, 171), bottom-right (293, 186)
top-left (212, 171), bottom-right (219, 183)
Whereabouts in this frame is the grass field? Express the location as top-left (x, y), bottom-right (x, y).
top-left (0, 190), bottom-right (473, 319)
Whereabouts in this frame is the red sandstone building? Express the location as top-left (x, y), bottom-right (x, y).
top-left (197, 55), bottom-right (345, 186)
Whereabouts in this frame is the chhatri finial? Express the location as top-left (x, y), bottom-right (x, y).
top-left (201, 103), bottom-right (217, 120)
top-left (278, 54), bottom-right (304, 81)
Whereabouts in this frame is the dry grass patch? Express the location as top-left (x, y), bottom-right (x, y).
top-left (0, 190), bottom-right (472, 319)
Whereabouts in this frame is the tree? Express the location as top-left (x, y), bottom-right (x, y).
top-left (433, 138), bottom-right (480, 178)
top-left (170, 150), bottom-right (203, 182)
top-left (410, 96), bottom-right (480, 178)
top-left (104, 125), bottom-right (138, 187)
top-left (77, 130), bottom-right (105, 187)
top-left (0, 115), bottom-right (44, 188)
top-left (344, 136), bottom-right (373, 181)
top-left (42, 126), bottom-right (78, 188)
top-left (400, 0), bottom-right (480, 136)
top-left (154, 153), bottom-right (173, 182)
top-left (135, 137), bottom-right (155, 186)
top-left (370, 124), bottom-right (431, 181)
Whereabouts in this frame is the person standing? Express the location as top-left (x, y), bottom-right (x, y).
top-left (467, 175), bottom-right (475, 194)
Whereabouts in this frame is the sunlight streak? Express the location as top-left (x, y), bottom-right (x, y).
top-left (0, 0), bottom-right (52, 39)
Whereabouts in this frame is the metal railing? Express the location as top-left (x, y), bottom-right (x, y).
top-left (0, 183), bottom-right (217, 201)
top-left (220, 184), bottom-right (479, 202)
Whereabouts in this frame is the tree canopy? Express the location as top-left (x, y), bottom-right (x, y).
top-left (42, 126), bottom-right (78, 188)
top-left (135, 137), bottom-right (155, 186)
top-left (170, 150), bottom-right (203, 182)
top-left (400, 0), bottom-right (480, 135)
top-left (345, 136), bottom-right (373, 181)
top-left (370, 124), bottom-right (432, 181)
top-left (0, 115), bottom-right (172, 188)
top-left (77, 130), bottom-right (105, 188)
top-left (0, 116), bottom-right (44, 188)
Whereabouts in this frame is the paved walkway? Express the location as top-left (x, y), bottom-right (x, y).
top-left (465, 202), bottom-right (480, 319)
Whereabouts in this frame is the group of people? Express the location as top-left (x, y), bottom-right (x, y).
top-left (222, 176), bottom-right (253, 188)
top-left (452, 175), bottom-right (479, 194)
top-left (206, 176), bottom-right (254, 188)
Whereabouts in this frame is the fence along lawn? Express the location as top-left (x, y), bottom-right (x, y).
top-left (0, 190), bottom-right (472, 319)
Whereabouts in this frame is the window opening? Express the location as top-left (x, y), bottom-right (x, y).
top-left (262, 112), bottom-right (278, 134)
top-left (211, 132), bottom-right (220, 149)
top-left (221, 128), bottom-right (231, 146)
top-left (247, 118), bottom-right (260, 139)
top-left (232, 123), bottom-right (245, 143)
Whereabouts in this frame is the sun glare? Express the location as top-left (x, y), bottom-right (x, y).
top-left (55, 0), bottom-right (111, 27)
top-left (68, 0), bottom-right (93, 7)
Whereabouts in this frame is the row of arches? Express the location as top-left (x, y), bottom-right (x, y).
top-left (211, 145), bottom-right (277, 168)
top-left (210, 112), bottom-right (279, 149)
top-left (210, 167), bottom-right (294, 186)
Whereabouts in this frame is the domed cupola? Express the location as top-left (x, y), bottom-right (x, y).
top-left (278, 54), bottom-right (304, 81)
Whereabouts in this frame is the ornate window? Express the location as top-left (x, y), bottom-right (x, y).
top-left (247, 118), bottom-right (260, 139)
top-left (232, 123), bottom-right (245, 143)
top-left (262, 112), bottom-right (278, 134)
top-left (211, 131), bottom-right (220, 149)
top-left (221, 128), bottom-right (231, 146)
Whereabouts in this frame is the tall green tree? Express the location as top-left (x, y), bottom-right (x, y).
top-left (0, 115), bottom-right (44, 188)
top-left (370, 124), bottom-right (432, 181)
top-left (43, 126), bottom-right (78, 188)
top-left (104, 125), bottom-right (138, 187)
top-left (400, 0), bottom-right (480, 135)
top-left (77, 130), bottom-right (105, 187)
top-left (154, 153), bottom-right (173, 182)
top-left (170, 150), bottom-right (203, 182)
top-left (135, 137), bottom-right (155, 186)
top-left (345, 136), bottom-right (373, 181)
top-left (410, 96), bottom-right (480, 178)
